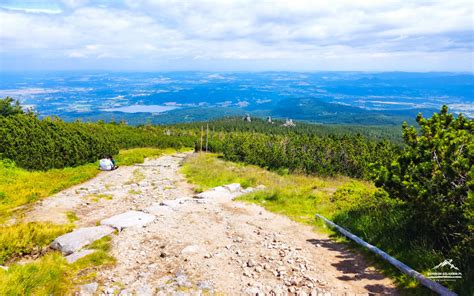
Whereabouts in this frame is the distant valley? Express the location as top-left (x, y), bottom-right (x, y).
top-left (0, 71), bottom-right (472, 125)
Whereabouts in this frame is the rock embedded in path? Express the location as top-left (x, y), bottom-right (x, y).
top-left (65, 249), bottom-right (95, 263)
top-left (194, 183), bottom-right (265, 200)
top-left (223, 183), bottom-right (242, 192)
top-left (79, 282), bottom-right (99, 295)
top-left (181, 244), bottom-right (202, 255)
top-left (100, 210), bottom-right (156, 231)
top-left (135, 284), bottom-right (153, 296)
top-left (144, 203), bottom-right (174, 216)
top-left (51, 226), bottom-right (114, 255)
top-left (159, 197), bottom-right (192, 209)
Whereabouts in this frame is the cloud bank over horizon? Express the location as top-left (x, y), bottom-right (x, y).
top-left (0, 0), bottom-right (473, 71)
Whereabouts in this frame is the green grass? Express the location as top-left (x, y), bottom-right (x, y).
top-left (0, 222), bottom-right (73, 265)
top-left (86, 193), bottom-right (113, 202)
top-left (182, 153), bottom-right (441, 295)
top-left (66, 211), bottom-right (79, 223)
top-left (0, 161), bottom-right (99, 223)
top-left (0, 236), bottom-right (116, 296)
top-left (0, 253), bottom-right (71, 295)
top-left (182, 153), bottom-right (353, 225)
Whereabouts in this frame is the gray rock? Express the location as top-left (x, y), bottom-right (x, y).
top-left (244, 286), bottom-right (262, 295)
top-left (135, 284), bottom-right (153, 296)
top-left (159, 197), bottom-right (191, 208)
top-left (194, 190), bottom-right (228, 199)
top-left (0, 265), bottom-right (8, 271)
top-left (100, 210), bottom-right (155, 231)
top-left (242, 187), bottom-right (255, 193)
top-left (144, 203), bottom-right (174, 215)
top-left (175, 271), bottom-right (192, 288)
top-left (195, 183), bottom-right (258, 200)
top-left (65, 249), bottom-right (95, 263)
top-left (88, 188), bottom-right (100, 194)
top-left (79, 282), bottom-right (99, 295)
top-left (138, 181), bottom-right (149, 187)
top-left (181, 244), bottom-right (201, 254)
top-left (223, 183), bottom-right (241, 192)
top-left (212, 186), bottom-right (229, 192)
top-left (197, 280), bottom-right (214, 290)
top-left (51, 226), bottom-right (114, 255)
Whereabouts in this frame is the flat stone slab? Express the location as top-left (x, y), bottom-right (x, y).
top-left (194, 183), bottom-right (263, 200)
top-left (144, 203), bottom-right (174, 215)
top-left (51, 226), bottom-right (114, 255)
top-left (79, 282), bottom-right (99, 295)
top-left (195, 190), bottom-right (233, 199)
top-left (181, 244), bottom-right (203, 255)
top-left (223, 183), bottom-right (242, 192)
top-left (65, 249), bottom-right (95, 263)
top-left (100, 210), bottom-right (155, 231)
top-left (160, 197), bottom-right (192, 208)
top-left (194, 184), bottom-right (243, 200)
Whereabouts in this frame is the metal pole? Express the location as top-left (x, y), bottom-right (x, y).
top-left (200, 126), bottom-right (203, 152)
top-left (206, 123), bottom-right (209, 152)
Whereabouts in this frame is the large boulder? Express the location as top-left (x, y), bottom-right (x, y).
top-left (51, 226), bottom-right (114, 255)
top-left (100, 210), bottom-right (155, 231)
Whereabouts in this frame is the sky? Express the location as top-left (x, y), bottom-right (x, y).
top-left (0, 0), bottom-right (473, 72)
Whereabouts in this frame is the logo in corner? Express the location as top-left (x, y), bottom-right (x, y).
top-left (432, 259), bottom-right (459, 271)
top-left (427, 259), bottom-right (462, 282)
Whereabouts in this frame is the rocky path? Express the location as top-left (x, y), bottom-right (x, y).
top-left (29, 153), bottom-right (398, 295)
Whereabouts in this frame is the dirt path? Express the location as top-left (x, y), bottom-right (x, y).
top-left (28, 153), bottom-right (398, 295)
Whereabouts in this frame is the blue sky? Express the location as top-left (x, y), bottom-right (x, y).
top-left (0, 0), bottom-right (473, 71)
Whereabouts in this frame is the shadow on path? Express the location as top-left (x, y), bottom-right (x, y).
top-left (307, 238), bottom-right (399, 295)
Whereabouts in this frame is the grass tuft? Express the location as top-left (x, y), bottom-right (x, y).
top-left (0, 253), bottom-right (70, 296)
top-left (86, 193), bottom-right (113, 203)
top-left (0, 222), bottom-right (73, 265)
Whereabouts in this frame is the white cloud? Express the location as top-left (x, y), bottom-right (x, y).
top-left (0, 0), bottom-right (472, 71)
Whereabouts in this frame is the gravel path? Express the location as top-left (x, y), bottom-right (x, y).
top-left (28, 152), bottom-right (398, 295)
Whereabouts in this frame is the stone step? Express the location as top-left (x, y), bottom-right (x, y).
top-left (100, 210), bottom-right (156, 231)
top-left (51, 226), bottom-right (115, 255)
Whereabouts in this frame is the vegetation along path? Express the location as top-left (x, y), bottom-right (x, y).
top-left (27, 152), bottom-right (397, 295)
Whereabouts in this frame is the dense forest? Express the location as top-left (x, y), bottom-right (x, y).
top-left (0, 97), bottom-right (472, 293)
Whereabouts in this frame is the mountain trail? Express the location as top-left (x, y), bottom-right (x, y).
top-left (28, 152), bottom-right (398, 295)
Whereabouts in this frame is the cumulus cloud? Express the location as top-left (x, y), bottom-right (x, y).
top-left (0, 0), bottom-right (472, 71)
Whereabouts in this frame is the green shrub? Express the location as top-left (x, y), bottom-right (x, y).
top-left (373, 105), bottom-right (473, 294)
top-left (0, 114), bottom-right (196, 171)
